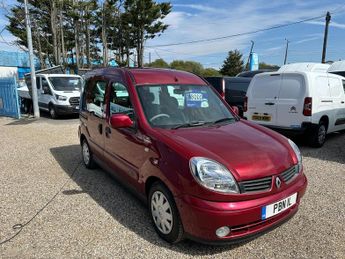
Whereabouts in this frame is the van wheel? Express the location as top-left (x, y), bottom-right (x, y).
top-left (81, 139), bottom-right (96, 169)
top-left (309, 122), bottom-right (327, 147)
top-left (148, 182), bottom-right (184, 243)
top-left (49, 104), bottom-right (58, 119)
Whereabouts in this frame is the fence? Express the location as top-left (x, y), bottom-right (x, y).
top-left (0, 77), bottom-right (20, 119)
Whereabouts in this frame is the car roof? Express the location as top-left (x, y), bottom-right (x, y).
top-left (84, 67), bottom-right (207, 86)
top-left (205, 76), bottom-right (251, 83)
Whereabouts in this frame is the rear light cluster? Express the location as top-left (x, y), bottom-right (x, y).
top-left (243, 96), bottom-right (248, 112)
top-left (303, 97), bottom-right (312, 116)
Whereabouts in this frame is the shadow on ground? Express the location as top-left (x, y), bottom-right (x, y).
top-left (50, 145), bottom-right (243, 255)
top-left (290, 131), bottom-right (345, 164)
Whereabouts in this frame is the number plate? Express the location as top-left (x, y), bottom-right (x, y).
top-left (252, 115), bottom-right (271, 121)
top-left (261, 193), bottom-right (297, 220)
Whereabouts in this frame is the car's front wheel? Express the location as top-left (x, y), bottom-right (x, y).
top-left (49, 104), bottom-right (58, 119)
top-left (148, 182), bottom-right (184, 243)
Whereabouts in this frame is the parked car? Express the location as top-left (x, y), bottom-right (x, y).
top-left (328, 60), bottom-right (345, 77)
top-left (19, 74), bottom-right (82, 118)
top-left (205, 76), bottom-right (251, 117)
top-left (79, 67), bottom-right (307, 244)
top-left (236, 69), bottom-right (278, 78)
top-left (244, 70), bottom-right (345, 147)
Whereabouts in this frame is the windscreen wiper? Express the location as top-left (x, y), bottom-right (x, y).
top-left (172, 121), bottom-right (206, 129)
top-left (212, 117), bottom-right (235, 124)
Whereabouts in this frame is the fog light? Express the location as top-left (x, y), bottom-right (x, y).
top-left (216, 226), bottom-right (230, 238)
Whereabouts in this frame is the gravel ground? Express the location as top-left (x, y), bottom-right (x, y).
top-left (0, 116), bottom-right (344, 258)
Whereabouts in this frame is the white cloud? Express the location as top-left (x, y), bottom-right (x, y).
top-left (145, 0), bottom-right (340, 67)
top-left (307, 20), bottom-right (345, 29)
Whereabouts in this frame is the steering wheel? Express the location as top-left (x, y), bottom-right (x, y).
top-left (150, 113), bottom-right (170, 122)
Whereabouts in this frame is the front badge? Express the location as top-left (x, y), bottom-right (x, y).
top-left (275, 177), bottom-right (282, 189)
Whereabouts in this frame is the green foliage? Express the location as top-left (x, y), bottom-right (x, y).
top-left (146, 58), bottom-right (169, 68)
top-left (220, 50), bottom-right (244, 76)
top-left (201, 68), bottom-right (221, 77)
top-left (259, 62), bottom-right (280, 70)
top-left (146, 58), bottom-right (220, 76)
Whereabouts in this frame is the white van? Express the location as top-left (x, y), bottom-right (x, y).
top-left (244, 71), bottom-right (345, 147)
top-left (19, 74), bottom-right (82, 118)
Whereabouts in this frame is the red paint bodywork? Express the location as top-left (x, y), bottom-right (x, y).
top-left (79, 68), bottom-right (308, 243)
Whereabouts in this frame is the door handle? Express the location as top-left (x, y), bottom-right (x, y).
top-left (105, 127), bottom-right (111, 138)
top-left (98, 124), bottom-right (103, 134)
top-left (265, 102), bottom-right (275, 106)
top-left (341, 101), bottom-right (344, 104)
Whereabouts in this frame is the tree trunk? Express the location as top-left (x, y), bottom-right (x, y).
top-left (86, 7), bottom-right (91, 68)
top-left (34, 25), bottom-right (45, 69)
top-left (74, 19), bottom-right (79, 71)
top-left (50, 0), bottom-right (58, 65)
top-left (59, 7), bottom-right (66, 66)
top-left (102, 3), bottom-right (108, 67)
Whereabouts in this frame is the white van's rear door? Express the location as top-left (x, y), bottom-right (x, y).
top-left (247, 73), bottom-right (281, 125)
top-left (276, 73), bottom-right (306, 128)
top-left (328, 76), bottom-right (345, 131)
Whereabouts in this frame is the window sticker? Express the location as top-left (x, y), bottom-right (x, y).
top-left (185, 90), bottom-right (209, 108)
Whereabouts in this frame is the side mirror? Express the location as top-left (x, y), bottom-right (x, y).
top-left (110, 114), bottom-right (133, 128)
top-left (231, 106), bottom-right (239, 116)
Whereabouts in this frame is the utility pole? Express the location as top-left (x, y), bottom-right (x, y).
top-left (245, 40), bottom-right (254, 71)
top-left (24, 0), bottom-right (39, 118)
top-left (322, 11), bottom-right (331, 63)
top-left (284, 39), bottom-right (290, 65)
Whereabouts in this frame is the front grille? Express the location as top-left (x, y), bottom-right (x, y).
top-left (69, 97), bottom-right (80, 106)
top-left (238, 176), bottom-right (272, 193)
top-left (280, 165), bottom-right (298, 183)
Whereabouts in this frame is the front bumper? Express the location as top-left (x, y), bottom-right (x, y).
top-left (175, 174), bottom-right (307, 244)
top-left (55, 104), bottom-right (79, 115)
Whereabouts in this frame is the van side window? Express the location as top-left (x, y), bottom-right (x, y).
top-left (109, 82), bottom-right (134, 119)
top-left (42, 78), bottom-right (51, 95)
top-left (84, 79), bottom-right (107, 118)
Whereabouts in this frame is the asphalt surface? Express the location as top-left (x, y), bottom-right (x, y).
top-left (0, 116), bottom-right (344, 258)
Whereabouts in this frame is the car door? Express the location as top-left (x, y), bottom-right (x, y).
top-left (81, 77), bottom-right (107, 159)
top-left (40, 77), bottom-right (53, 110)
top-left (247, 73), bottom-right (282, 126)
top-left (103, 80), bottom-right (151, 190)
top-left (329, 76), bottom-right (345, 131)
top-left (276, 73), bottom-right (306, 128)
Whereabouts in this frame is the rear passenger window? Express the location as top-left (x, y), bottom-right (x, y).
top-left (84, 80), bottom-right (107, 118)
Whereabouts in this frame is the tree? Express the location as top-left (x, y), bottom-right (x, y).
top-left (220, 50), bottom-right (244, 76)
top-left (259, 62), bottom-right (280, 70)
top-left (201, 68), bottom-right (221, 77)
top-left (146, 58), bottom-right (169, 68)
top-left (123, 0), bottom-right (171, 67)
top-left (170, 60), bottom-right (204, 75)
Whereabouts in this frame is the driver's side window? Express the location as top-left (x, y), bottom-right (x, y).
top-left (109, 82), bottom-right (134, 120)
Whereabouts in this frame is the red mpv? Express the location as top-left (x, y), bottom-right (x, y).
top-left (79, 68), bottom-right (307, 244)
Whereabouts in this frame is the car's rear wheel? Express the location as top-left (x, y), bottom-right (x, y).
top-left (309, 121), bottom-right (327, 147)
top-left (81, 139), bottom-right (96, 169)
top-left (148, 182), bottom-right (184, 243)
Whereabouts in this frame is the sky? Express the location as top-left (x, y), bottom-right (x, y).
top-left (1, 0), bottom-right (345, 69)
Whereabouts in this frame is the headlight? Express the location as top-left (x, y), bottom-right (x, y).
top-left (288, 139), bottom-right (302, 172)
top-left (55, 94), bottom-right (67, 101)
top-left (189, 157), bottom-right (239, 193)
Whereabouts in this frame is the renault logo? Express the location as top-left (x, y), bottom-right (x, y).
top-left (275, 177), bottom-right (282, 189)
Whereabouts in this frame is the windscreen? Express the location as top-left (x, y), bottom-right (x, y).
top-left (49, 77), bottom-right (82, 91)
top-left (137, 84), bottom-right (235, 129)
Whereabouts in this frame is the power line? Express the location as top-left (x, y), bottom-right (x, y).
top-left (146, 9), bottom-right (345, 48)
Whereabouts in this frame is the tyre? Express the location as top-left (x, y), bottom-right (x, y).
top-left (81, 139), bottom-right (96, 169)
top-left (49, 104), bottom-right (58, 119)
top-left (309, 121), bottom-right (327, 147)
top-left (148, 182), bottom-right (184, 243)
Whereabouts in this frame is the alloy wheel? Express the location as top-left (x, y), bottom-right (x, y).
top-left (82, 141), bottom-right (90, 165)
